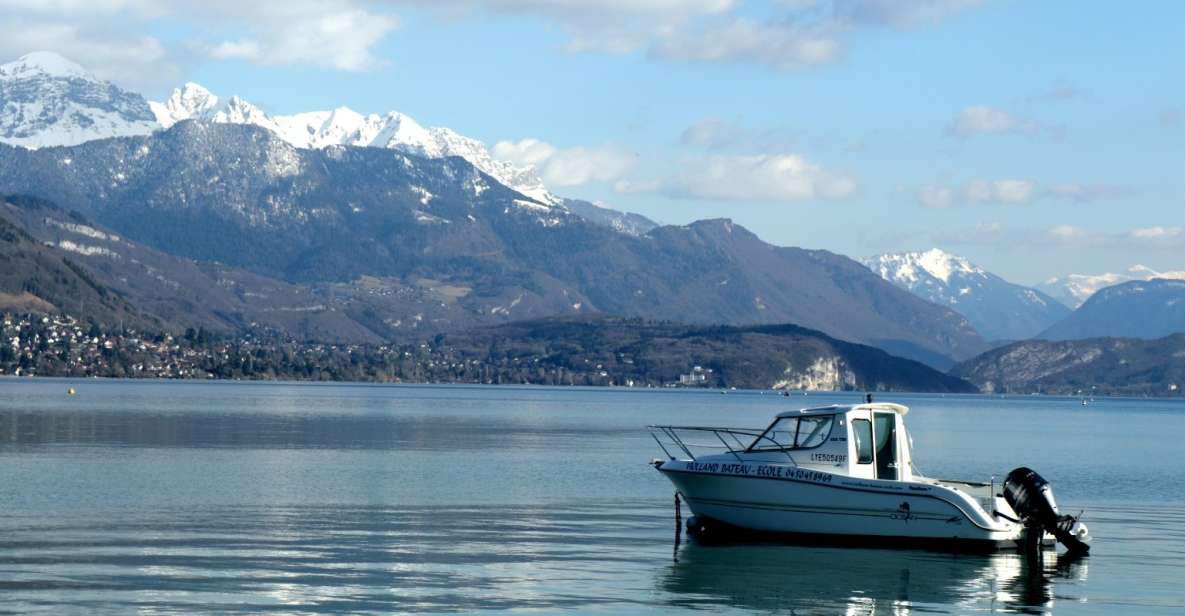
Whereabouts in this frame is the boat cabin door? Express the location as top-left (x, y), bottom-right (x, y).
top-left (847, 409), bottom-right (900, 481)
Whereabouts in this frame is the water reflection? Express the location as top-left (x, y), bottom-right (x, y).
top-left (0, 408), bottom-right (628, 450)
top-left (661, 539), bottom-right (1088, 614)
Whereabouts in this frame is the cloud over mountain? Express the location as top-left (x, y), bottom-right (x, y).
top-left (492, 139), bottom-right (636, 188)
top-left (620, 153), bottom-right (855, 203)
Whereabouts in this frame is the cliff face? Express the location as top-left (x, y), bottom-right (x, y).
top-left (773, 357), bottom-right (858, 391)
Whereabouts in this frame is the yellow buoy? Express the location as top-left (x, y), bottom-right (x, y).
top-left (67, 387), bottom-right (76, 396)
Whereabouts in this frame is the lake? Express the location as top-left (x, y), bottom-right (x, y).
top-left (0, 379), bottom-right (1183, 614)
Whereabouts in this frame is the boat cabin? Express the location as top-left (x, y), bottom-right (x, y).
top-left (746, 403), bottom-right (915, 481)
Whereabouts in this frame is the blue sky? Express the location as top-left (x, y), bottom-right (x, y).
top-left (2, 0), bottom-right (1182, 284)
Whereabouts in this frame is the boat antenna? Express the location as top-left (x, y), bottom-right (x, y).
top-left (865, 393), bottom-right (873, 404)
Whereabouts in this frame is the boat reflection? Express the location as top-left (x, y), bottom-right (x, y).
top-left (660, 539), bottom-right (1087, 614)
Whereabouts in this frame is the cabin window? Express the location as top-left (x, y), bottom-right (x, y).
top-left (852, 419), bottom-right (873, 464)
top-left (796, 416), bottom-right (832, 448)
top-left (749, 415), bottom-right (834, 451)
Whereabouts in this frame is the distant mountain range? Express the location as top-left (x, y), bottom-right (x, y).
top-left (1037, 265), bottom-right (1185, 309)
top-left (951, 333), bottom-right (1185, 396)
top-left (0, 115), bottom-right (986, 366)
top-left (0, 51), bottom-right (655, 237)
top-left (1037, 278), bottom-right (1185, 341)
top-left (863, 249), bottom-right (1069, 341)
top-left (12, 49), bottom-right (1180, 379)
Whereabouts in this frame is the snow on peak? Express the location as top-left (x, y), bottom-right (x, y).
top-left (151, 83), bottom-right (271, 129)
top-left (1040, 264), bottom-right (1185, 308)
top-left (0, 52), bottom-right (158, 149)
top-left (865, 248), bottom-right (981, 286)
top-left (916, 248), bottom-right (978, 283)
top-left (0, 52), bottom-right (92, 80)
top-left (155, 83), bottom-right (220, 124)
top-left (148, 83), bottom-right (559, 205)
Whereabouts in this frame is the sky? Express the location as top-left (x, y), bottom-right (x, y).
top-left (2, 0), bottom-right (1182, 285)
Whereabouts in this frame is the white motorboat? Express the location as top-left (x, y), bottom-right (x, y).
top-left (650, 402), bottom-right (1090, 552)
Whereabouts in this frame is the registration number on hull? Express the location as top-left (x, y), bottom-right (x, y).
top-left (682, 462), bottom-right (833, 484)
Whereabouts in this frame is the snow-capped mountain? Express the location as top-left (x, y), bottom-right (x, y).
top-left (1038, 278), bottom-right (1185, 341)
top-left (149, 82), bottom-right (556, 205)
top-left (0, 51), bottom-right (661, 236)
top-left (1, 51), bottom-right (660, 233)
top-left (0, 52), bottom-right (158, 148)
top-left (864, 248), bottom-right (1070, 342)
top-left (1038, 265), bottom-right (1185, 309)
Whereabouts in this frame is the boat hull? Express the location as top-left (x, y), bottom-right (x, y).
top-left (659, 462), bottom-right (1020, 548)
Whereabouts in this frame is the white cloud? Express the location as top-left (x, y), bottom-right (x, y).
top-left (919, 179), bottom-right (1034, 207)
top-left (184, 1), bottom-right (399, 71)
top-left (398, 0), bottom-right (734, 54)
top-left (398, 0), bottom-right (983, 71)
top-left (0, 1), bottom-right (400, 91)
top-left (626, 153), bottom-right (855, 202)
top-left (492, 138), bottom-right (557, 167)
top-left (652, 17), bottom-right (842, 70)
top-left (1049, 224), bottom-right (1089, 241)
top-left (650, 0), bottom-right (985, 70)
top-left (967, 179), bottom-right (1033, 204)
top-left (918, 179), bottom-right (1128, 207)
top-left (493, 138), bottom-right (636, 187)
top-left (945, 105), bottom-right (1040, 138)
top-left (933, 223), bottom-right (1185, 250)
top-left (1130, 226), bottom-right (1183, 240)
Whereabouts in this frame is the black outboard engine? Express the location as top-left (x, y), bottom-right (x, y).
top-left (1003, 467), bottom-right (1090, 554)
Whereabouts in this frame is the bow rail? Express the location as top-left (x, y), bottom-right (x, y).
top-left (647, 425), bottom-right (798, 465)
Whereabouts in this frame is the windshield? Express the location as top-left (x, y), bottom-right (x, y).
top-left (748, 415), bottom-right (834, 451)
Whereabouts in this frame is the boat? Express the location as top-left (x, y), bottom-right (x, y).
top-left (649, 401), bottom-right (1090, 553)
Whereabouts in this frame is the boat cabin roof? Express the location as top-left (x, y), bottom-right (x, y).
top-left (775, 402), bottom-right (909, 419)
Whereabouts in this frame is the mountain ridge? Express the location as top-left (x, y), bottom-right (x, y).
top-left (0, 51), bottom-right (658, 236)
top-left (0, 121), bottom-right (986, 366)
top-left (863, 248), bottom-right (1069, 341)
top-left (1038, 278), bottom-right (1185, 341)
top-left (951, 333), bottom-right (1185, 396)
top-left (1037, 265), bottom-right (1185, 308)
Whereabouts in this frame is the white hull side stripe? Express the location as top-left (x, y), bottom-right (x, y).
top-left (661, 468), bottom-right (999, 532)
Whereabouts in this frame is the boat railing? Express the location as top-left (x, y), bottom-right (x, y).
top-left (647, 425), bottom-right (798, 465)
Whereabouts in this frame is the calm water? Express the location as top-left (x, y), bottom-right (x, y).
top-left (0, 380), bottom-right (1183, 614)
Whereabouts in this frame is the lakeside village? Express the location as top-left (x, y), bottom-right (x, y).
top-left (0, 312), bottom-right (716, 387)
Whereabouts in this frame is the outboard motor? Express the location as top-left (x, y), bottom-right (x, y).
top-left (1003, 467), bottom-right (1091, 554)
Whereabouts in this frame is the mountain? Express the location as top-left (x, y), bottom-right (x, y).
top-left (0, 196), bottom-right (154, 328)
top-left (863, 249), bottom-right (1069, 341)
top-left (0, 52), bottom-right (657, 236)
top-left (436, 316), bottom-right (978, 392)
top-left (0, 194), bottom-right (493, 342)
top-left (1037, 265), bottom-right (1185, 309)
top-left (0, 52), bottom-right (158, 148)
top-left (1037, 279), bottom-right (1185, 341)
top-left (951, 334), bottom-right (1185, 396)
top-left (0, 121), bottom-right (985, 366)
top-left (150, 82), bottom-right (560, 205)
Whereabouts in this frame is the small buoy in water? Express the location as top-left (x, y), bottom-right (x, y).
top-left (67, 387), bottom-right (76, 396)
